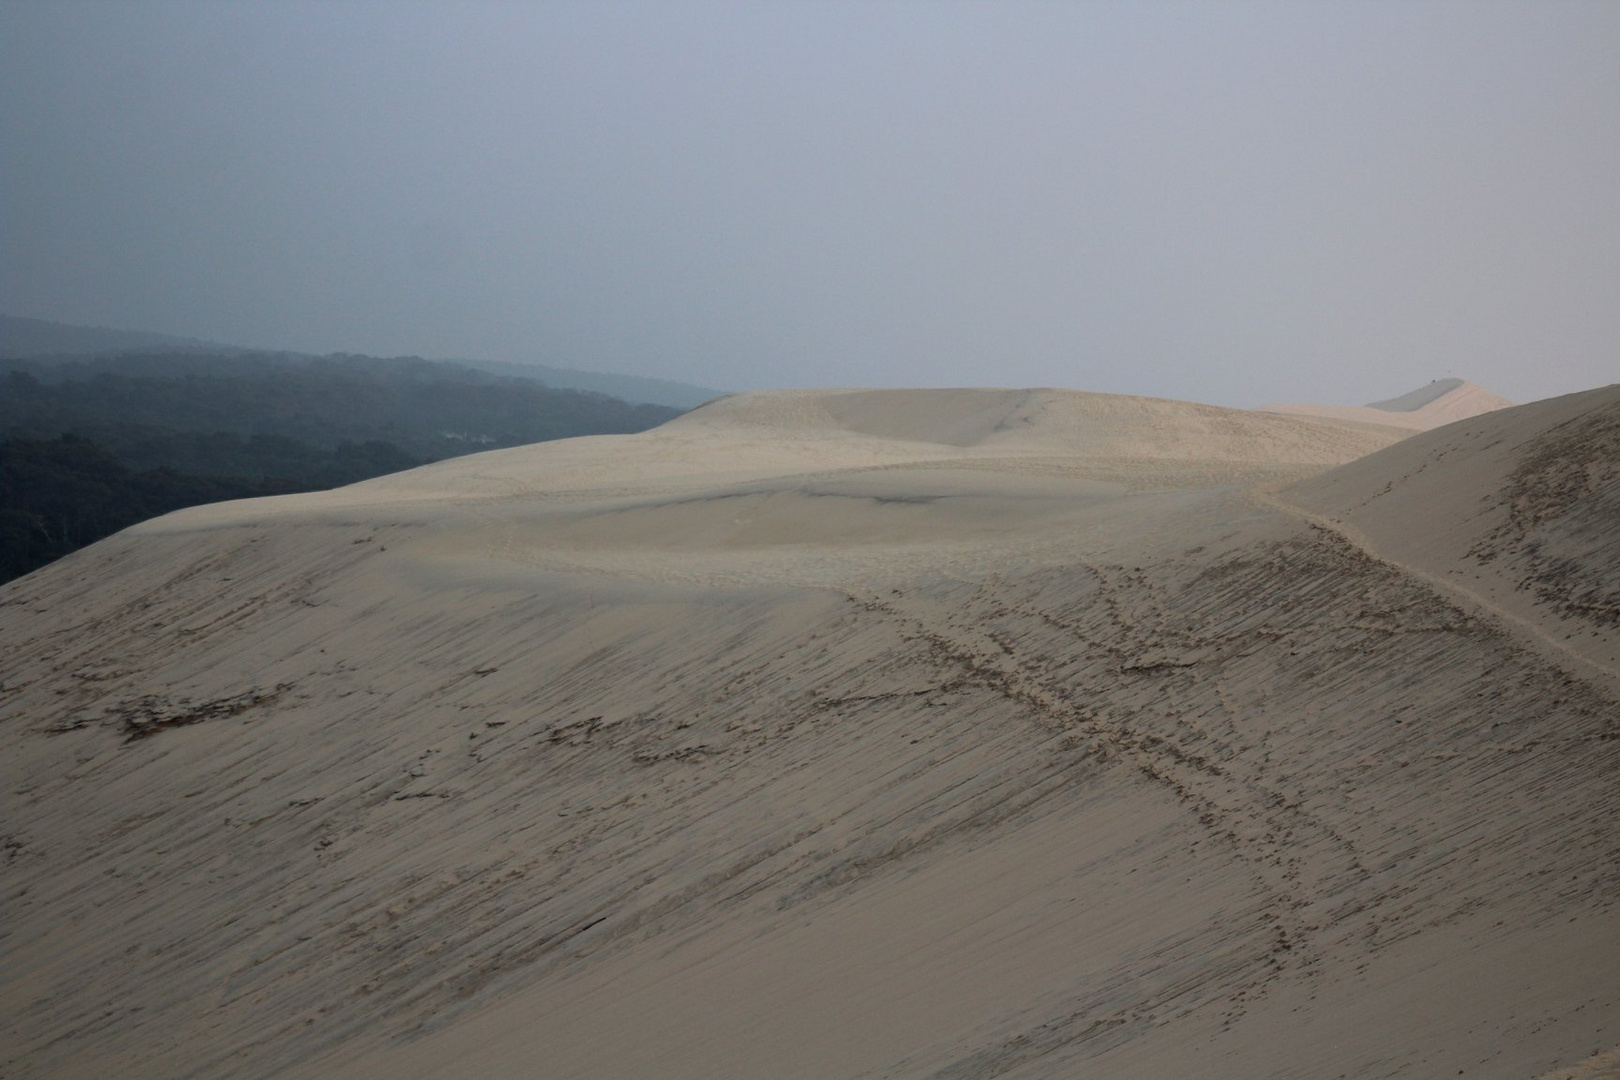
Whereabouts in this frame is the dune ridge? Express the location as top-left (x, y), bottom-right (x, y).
top-left (1, 385), bottom-right (1615, 1079)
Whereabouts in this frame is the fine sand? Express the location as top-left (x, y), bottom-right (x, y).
top-left (2, 386), bottom-right (1615, 1079)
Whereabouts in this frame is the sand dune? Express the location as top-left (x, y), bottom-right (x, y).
top-left (2, 386), bottom-right (1615, 1079)
top-left (1264, 377), bottom-right (1514, 431)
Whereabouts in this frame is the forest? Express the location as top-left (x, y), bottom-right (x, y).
top-left (1, 350), bottom-right (685, 583)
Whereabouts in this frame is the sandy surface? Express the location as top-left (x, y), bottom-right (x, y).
top-left (2, 386), bottom-right (1615, 1079)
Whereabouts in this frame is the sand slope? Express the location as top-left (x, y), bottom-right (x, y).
top-left (1282, 384), bottom-right (1620, 687)
top-left (1, 387), bottom-right (1615, 1079)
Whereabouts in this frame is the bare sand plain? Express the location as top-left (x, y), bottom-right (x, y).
top-left (2, 385), bottom-right (1616, 1079)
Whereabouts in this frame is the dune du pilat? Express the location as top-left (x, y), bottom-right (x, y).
top-left (3, 383), bottom-right (1617, 1079)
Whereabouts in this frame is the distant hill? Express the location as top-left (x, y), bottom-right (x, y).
top-left (1, 314), bottom-right (724, 408)
top-left (0, 313), bottom-right (242, 358)
top-left (0, 346), bottom-right (685, 583)
top-left (1261, 378), bottom-right (1514, 431)
top-left (0, 350), bottom-right (683, 470)
top-left (1365, 376), bottom-right (1470, 411)
top-left (455, 358), bottom-right (724, 410)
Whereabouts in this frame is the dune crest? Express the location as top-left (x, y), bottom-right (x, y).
top-left (137, 387), bottom-right (1411, 539)
top-left (675, 386), bottom-right (1410, 459)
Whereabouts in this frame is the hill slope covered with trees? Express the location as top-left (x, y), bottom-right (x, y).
top-left (1, 349), bottom-right (685, 583)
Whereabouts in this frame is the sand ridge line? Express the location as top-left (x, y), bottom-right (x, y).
top-left (1533, 1046), bottom-right (1620, 1079)
top-left (1254, 486), bottom-right (1620, 699)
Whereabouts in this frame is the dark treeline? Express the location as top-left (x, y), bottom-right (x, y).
top-left (2, 351), bottom-right (681, 465)
top-left (1, 435), bottom-right (300, 582)
top-left (1, 350), bottom-right (685, 583)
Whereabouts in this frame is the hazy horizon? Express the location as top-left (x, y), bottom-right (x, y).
top-left (4, 1), bottom-right (1617, 409)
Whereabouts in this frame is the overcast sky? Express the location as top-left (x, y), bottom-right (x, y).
top-left (3, 1), bottom-right (1616, 407)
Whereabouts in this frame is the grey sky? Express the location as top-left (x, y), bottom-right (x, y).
top-left (3, 1), bottom-right (1616, 407)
